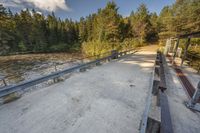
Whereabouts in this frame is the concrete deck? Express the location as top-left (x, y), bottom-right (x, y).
top-left (0, 52), bottom-right (155, 133)
top-left (165, 58), bottom-right (200, 133)
top-left (171, 56), bottom-right (200, 88)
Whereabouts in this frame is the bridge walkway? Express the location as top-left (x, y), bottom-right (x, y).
top-left (165, 56), bottom-right (200, 133)
top-left (0, 51), bottom-right (156, 133)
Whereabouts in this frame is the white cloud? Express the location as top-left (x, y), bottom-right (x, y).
top-left (27, 0), bottom-right (70, 11)
top-left (0, 0), bottom-right (71, 12)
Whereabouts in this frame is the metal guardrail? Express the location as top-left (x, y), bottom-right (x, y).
top-left (0, 49), bottom-right (135, 98)
top-left (157, 52), bottom-right (173, 133)
top-left (140, 52), bottom-right (173, 133)
top-left (139, 60), bottom-right (155, 133)
top-left (0, 51), bottom-right (113, 85)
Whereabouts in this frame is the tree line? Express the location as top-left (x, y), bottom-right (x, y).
top-left (0, 0), bottom-right (200, 56)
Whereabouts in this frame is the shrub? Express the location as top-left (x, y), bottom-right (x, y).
top-left (120, 38), bottom-right (144, 51)
top-left (82, 40), bottom-right (113, 57)
top-left (49, 43), bottom-right (68, 52)
top-left (18, 41), bottom-right (27, 52)
top-left (82, 39), bottom-right (145, 57)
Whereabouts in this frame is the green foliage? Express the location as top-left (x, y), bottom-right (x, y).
top-left (0, 5), bottom-right (79, 55)
top-left (119, 38), bottom-right (144, 51)
top-left (82, 40), bottom-right (113, 57)
top-left (129, 4), bottom-right (157, 43)
top-left (49, 43), bottom-right (68, 52)
top-left (18, 41), bottom-right (27, 51)
top-left (188, 38), bottom-right (200, 55)
top-left (80, 2), bottom-right (158, 56)
top-left (158, 0), bottom-right (200, 39)
top-left (97, 1), bottom-right (121, 42)
top-left (1, 0), bottom-right (199, 56)
top-left (69, 43), bottom-right (81, 52)
top-left (82, 38), bottom-right (145, 57)
top-left (0, 4), bottom-right (16, 54)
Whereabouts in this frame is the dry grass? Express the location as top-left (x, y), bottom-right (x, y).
top-left (0, 52), bottom-right (82, 63)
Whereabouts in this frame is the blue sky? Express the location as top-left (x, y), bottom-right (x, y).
top-left (1, 0), bottom-right (175, 20)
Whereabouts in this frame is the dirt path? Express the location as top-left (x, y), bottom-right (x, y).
top-left (138, 44), bottom-right (158, 52)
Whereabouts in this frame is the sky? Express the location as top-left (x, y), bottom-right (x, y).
top-left (0, 0), bottom-right (175, 20)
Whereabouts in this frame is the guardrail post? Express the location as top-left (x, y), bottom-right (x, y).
top-left (53, 63), bottom-right (58, 83)
top-left (96, 61), bottom-right (101, 66)
top-left (0, 76), bottom-right (7, 87)
top-left (3, 79), bottom-right (7, 86)
top-left (0, 91), bottom-right (22, 105)
top-left (79, 67), bottom-right (87, 72)
top-left (152, 66), bottom-right (160, 95)
top-left (185, 81), bottom-right (200, 112)
top-left (54, 64), bottom-right (57, 72)
top-left (111, 50), bottom-right (118, 59)
top-left (107, 57), bottom-right (111, 62)
top-left (191, 81), bottom-right (200, 105)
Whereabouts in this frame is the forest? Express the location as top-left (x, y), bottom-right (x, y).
top-left (0, 0), bottom-right (200, 56)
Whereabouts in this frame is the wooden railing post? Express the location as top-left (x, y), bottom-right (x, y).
top-left (172, 38), bottom-right (180, 65)
top-left (181, 37), bottom-right (191, 67)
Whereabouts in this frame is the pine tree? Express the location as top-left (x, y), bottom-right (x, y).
top-left (97, 1), bottom-right (121, 42)
top-left (32, 10), bottom-right (48, 51)
top-left (79, 17), bottom-right (87, 42)
top-left (130, 4), bottom-right (154, 42)
top-left (0, 4), bottom-right (16, 54)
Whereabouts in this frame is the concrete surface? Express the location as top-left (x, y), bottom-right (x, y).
top-left (0, 52), bottom-right (155, 133)
top-left (165, 58), bottom-right (200, 133)
top-left (181, 66), bottom-right (200, 90)
top-left (171, 56), bottom-right (200, 89)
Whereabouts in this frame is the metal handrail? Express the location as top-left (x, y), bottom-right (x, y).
top-left (187, 52), bottom-right (200, 59)
top-left (1, 50), bottom-right (113, 86)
